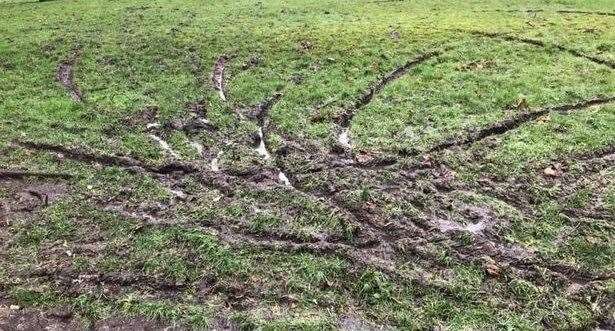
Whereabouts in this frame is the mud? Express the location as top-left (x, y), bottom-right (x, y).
top-left (14, 140), bottom-right (199, 176)
top-left (0, 179), bottom-right (67, 222)
top-left (0, 304), bottom-right (83, 331)
top-left (0, 304), bottom-right (184, 331)
top-left (246, 93), bottom-right (283, 124)
top-left (9, 128), bottom-right (614, 327)
top-left (128, 106), bottom-right (159, 127)
top-left (56, 49), bottom-right (84, 102)
top-left (339, 315), bottom-right (391, 330)
top-left (237, 92), bottom-right (296, 188)
top-left (212, 56), bottom-right (227, 101)
top-left (0, 170), bottom-right (73, 180)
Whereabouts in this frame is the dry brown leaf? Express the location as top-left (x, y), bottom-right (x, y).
top-left (482, 256), bottom-right (501, 277)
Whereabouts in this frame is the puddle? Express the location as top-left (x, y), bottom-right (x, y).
top-left (145, 123), bottom-right (161, 130)
top-left (212, 56), bottom-right (227, 101)
top-left (252, 127), bottom-right (291, 187)
top-left (148, 134), bottom-right (179, 159)
top-left (189, 141), bottom-right (204, 156)
top-left (278, 171), bottom-right (292, 187)
top-left (255, 128), bottom-right (271, 159)
top-left (210, 152), bottom-right (222, 172)
top-left (436, 218), bottom-right (485, 235)
top-left (217, 90), bottom-right (226, 101)
top-left (197, 118), bottom-right (211, 125)
top-left (338, 128), bottom-right (352, 149)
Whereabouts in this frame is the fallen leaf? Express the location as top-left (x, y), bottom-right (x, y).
top-left (482, 256), bottom-right (501, 277)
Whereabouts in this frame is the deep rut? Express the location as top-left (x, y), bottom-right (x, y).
top-left (468, 30), bottom-right (615, 69)
top-left (429, 96), bottom-right (615, 152)
top-left (337, 50), bottom-right (442, 127)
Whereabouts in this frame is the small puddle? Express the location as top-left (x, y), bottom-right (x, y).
top-left (148, 134), bottom-right (179, 159)
top-left (278, 171), bottom-right (292, 187)
top-left (255, 127), bottom-right (271, 159)
top-left (253, 127), bottom-right (292, 187)
top-left (190, 141), bottom-right (204, 156)
top-left (146, 123), bottom-right (161, 129)
top-left (338, 128), bottom-right (352, 149)
top-left (210, 151), bottom-right (222, 172)
top-left (217, 90), bottom-right (226, 101)
top-left (436, 218), bottom-right (485, 235)
top-left (197, 118), bottom-right (211, 125)
top-left (212, 56), bottom-right (227, 101)
top-left (169, 189), bottom-right (187, 200)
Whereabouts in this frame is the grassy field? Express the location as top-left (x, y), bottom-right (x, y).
top-left (0, 0), bottom-right (614, 329)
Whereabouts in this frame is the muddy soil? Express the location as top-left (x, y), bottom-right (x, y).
top-left (56, 50), bottom-right (84, 102)
top-left (0, 303), bottom-right (186, 331)
top-left (212, 56), bottom-right (227, 101)
top-left (0, 178), bottom-right (67, 224)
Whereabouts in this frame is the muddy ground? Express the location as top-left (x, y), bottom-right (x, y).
top-left (1, 0), bottom-right (614, 329)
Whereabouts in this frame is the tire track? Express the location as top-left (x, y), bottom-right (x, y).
top-left (429, 96), bottom-right (615, 152)
top-left (476, 9), bottom-right (615, 17)
top-left (0, 170), bottom-right (74, 180)
top-left (467, 30), bottom-right (615, 69)
top-left (331, 49), bottom-right (442, 152)
top-left (13, 141), bottom-right (198, 176)
top-left (337, 50), bottom-right (442, 128)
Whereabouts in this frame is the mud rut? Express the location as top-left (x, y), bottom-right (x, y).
top-left (3, 30), bottom-right (615, 325)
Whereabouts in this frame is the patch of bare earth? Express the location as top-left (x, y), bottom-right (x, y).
top-left (56, 49), bottom-right (84, 102)
top-left (0, 303), bottom-right (185, 331)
